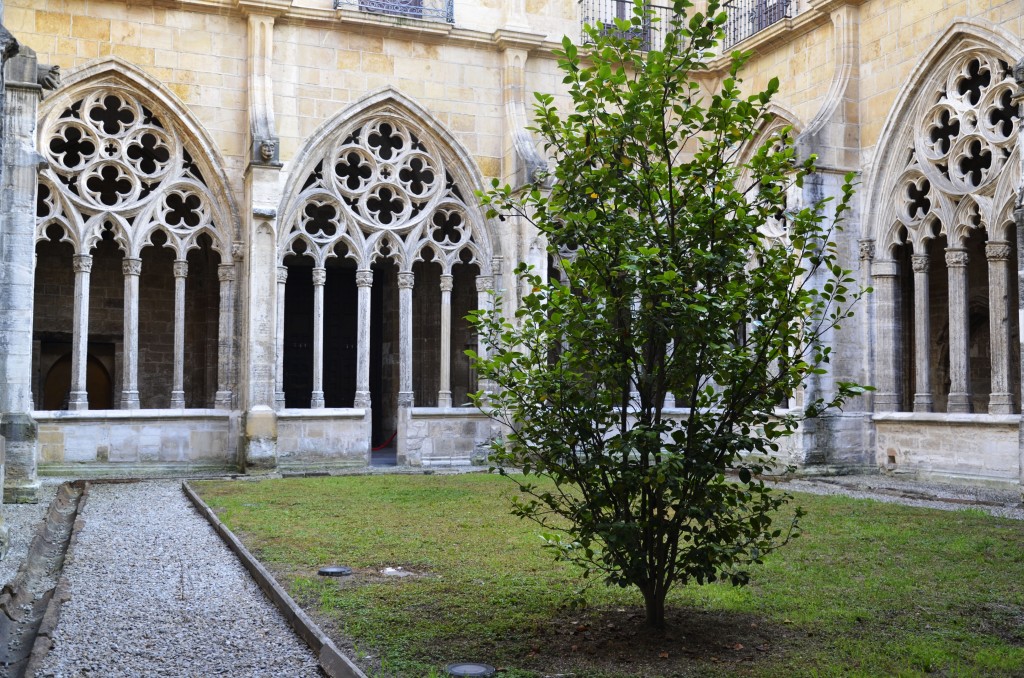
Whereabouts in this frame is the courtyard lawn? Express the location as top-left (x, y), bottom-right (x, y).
top-left (194, 474), bottom-right (1024, 677)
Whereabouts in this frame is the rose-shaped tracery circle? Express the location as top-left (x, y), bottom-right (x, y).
top-left (125, 129), bottom-right (172, 177)
top-left (398, 152), bottom-right (439, 199)
top-left (48, 123), bottom-right (98, 170)
top-left (916, 53), bottom-right (1017, 195)
top-left (302, 201), bottom-right (339, 241)
top-left (39, 88), bottom-right (228, 258)
top-left (363, 184), bottom-right (409, 227)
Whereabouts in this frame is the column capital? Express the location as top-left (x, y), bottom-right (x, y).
top-left (355, 270), bottom-right (373, 287)
top-left (219, 264), bottom-right (237, 282)
top-left (397, 392), bottom-right (414, 407)
top-left (173, 260), bottom-right (188, 278)
top-left (985, 241), bottom-right (1012, 261)
top-left (858, 239), bottom-right (875, 261)
top-left (122, 257), bottom-right (142, 276)
top-left (945, 248), bottom-right (968, 268)
top-left (72, 254), bottom-right (93, 273)
top-left (439, 274), bottom-right (454, 292)
top-left (911, 254), bottom-right (930, 273)
top-left (312, 267), bottom-right (327, 286)
top-left (397, 271), bottom-right (415, 289)
top-left (475, 275), bottom-right (494, 292)
top-left (275, 265), bottom-right (287, 284)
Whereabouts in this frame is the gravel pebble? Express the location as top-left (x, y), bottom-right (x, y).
top-left (35, 481), bottom-right (321, 678)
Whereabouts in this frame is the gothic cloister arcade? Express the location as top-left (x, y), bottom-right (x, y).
top-left (866, 27), bottom-right (1023, 481)
top-left (274, 95), bottom-right (497, 461)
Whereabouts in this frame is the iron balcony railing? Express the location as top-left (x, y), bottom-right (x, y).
top-left (579, 0), bottom-right (674, 52)
top-left (335, 0), bottom-right (454, 24)
top-left (723, 0), bottom-right (793, 49)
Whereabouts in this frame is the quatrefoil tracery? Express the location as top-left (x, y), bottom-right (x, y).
top-left (40, 89), bottom-right (225, 259)
top-left (916, 53), bottom-right (1017, 195)
top-left (288, 116), bottom-right (482, 273)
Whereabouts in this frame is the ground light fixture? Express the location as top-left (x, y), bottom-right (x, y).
top-left (318, 565), bottom-right (353, 576)
top-left (445, 662), bottom-right (496, 677)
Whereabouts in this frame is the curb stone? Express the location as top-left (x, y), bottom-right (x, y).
top-left (181, 481), bottom-right (367, 678)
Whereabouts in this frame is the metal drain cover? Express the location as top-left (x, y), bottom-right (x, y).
top-left (445, 662), bottom-right (496, 677)
top-left (317, 566), bottom-right (352, 577)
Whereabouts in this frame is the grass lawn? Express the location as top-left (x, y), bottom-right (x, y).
top-left (194, 474), bottom-right (1024, 677)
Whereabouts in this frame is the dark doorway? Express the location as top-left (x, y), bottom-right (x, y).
top-left (41, 345), bottom-right (114, 410)
top-left (371, 259), bottom-right (398, 454)
top-left (324, 260), bottom-right (357, 407)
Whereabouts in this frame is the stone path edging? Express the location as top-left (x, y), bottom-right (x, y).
top-left (181, 481), bottom-right (367, 678)
top-left (2, 481), bottom-right (90, 678)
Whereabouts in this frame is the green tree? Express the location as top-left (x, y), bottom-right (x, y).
top-left (471, 0), bottom-right (863, 630)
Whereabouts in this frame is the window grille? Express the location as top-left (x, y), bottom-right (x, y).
top-left (579, 0), bottom-right (674, 52)
top-left (335, 0), bottom-right (454, 24)
top-left (722, 0), bottom-right (794, 49)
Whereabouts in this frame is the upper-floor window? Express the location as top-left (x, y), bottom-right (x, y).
top-left (335, 0), bottom-right (454, 24)
top-left (723, 0), bottom-right (794, 49)
top-left (579, 0), bottom-right (672, 52)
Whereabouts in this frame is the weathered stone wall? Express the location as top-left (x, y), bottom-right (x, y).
top-left (406, 408), bottom-right (492, 466)
top-left (276, 410), bottom-right (370, 465)
top-left (36, 410), bottom-right (235, 467)
top-left (875, 413), bottom-right (1019, 484)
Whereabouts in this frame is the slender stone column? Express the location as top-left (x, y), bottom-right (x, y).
top-left (438, 274), bottom-right (453, 408)
top-left (273, 265), bottom-right (287, 410)
top-left (986, 241), bottom-right (1014, 413)
top-left (398, 271), bottom-right (415, 404)
top-left (911, 254), bottom-right (933, 412)
top-left (396, 271), bottom-right (415, 463)
top-left (120, 257), bottom-right (142, 409)
top-left (170, 260), bottom-right (188, 408)
top-left (354, 270), bottom-right (372, 408)
top-left (663, 340), bottom-right (676, 408)
top-left (68, 254), bottom-right (93, 410)
top-left (311, 267), bottom-right (326, 408)
top-left (476, 275), bottom-right (494, 397)
top-left (871, 260), bottom-right (901, 411)
top-left (214, 263), bottom-right (235, 409)
top-left (945, 248), bottom-right (972, 413)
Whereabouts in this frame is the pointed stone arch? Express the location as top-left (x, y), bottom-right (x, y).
top-left (275, 87), bottom-right (497, 463)
top-left (34, 57), bottom-right (240, 411)
top-left (278, 87), bottom-right (499, 274)
top-left (37, 56), bottom-right (241, 258)
top-left (865, 21), bottom-right (1022, 416)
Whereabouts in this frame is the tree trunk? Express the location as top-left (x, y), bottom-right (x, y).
top-left (643, 586), bottom-right (667, 630)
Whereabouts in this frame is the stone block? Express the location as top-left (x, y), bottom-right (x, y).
top-left (71, 15), bottom-right (111, 41)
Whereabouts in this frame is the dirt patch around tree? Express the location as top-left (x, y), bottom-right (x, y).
top-left (503, 606), bottom-right (800, 677)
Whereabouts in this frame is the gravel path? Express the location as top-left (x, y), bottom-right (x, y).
top-left (781, 474), bottom-right (1024, 519)
top-left (35, 480), bottom-right (321, 678)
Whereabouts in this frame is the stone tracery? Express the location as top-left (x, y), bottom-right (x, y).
top-left (869, 38), bottom-right (1022, 415)
top-left (35, 86), bottom-right (236, 411)
top-left (278, 107), bottom-right (493, 424)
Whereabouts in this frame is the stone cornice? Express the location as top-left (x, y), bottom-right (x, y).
top-left (705, 0), bottom-right (869, 75)
top-left (147, 0), bottom-right (562, 56)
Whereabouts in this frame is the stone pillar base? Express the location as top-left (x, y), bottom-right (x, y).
top-left (2, 412), bottom-right (38, 503)
top-left (4, 480), bottom-right (39, 504)
top-left (913, 394), bottom-right (933, 412)
top-left (988, 394), bottom-right (1014, 414)
top-left (947, 394), bottom-right (972, 413)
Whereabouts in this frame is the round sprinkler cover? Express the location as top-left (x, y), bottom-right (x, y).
top-left (318, 566), bottom-right (353, 577)
top-left (445, 663), bottom-right (496, 677)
